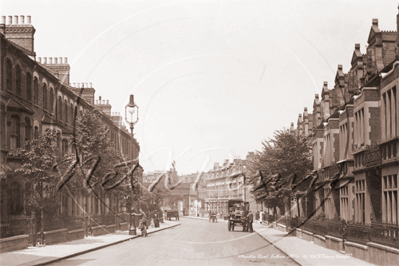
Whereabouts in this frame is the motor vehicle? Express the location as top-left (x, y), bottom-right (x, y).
top-left (227, 199), bottom-right (250, 232)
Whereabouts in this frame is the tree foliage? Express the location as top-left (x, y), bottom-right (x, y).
top-left (247, 129), bottom-right (313, 209)
top-left (8, 129), bottom-right (63, 217)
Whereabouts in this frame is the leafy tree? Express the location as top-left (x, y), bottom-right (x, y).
top-left (8, 129), bottom-right (65, 243)
top-left (248, 129), bottom-right (313, 215)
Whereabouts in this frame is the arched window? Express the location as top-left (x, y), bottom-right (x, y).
top-left (16, 65), bottom-right (21, 96)
top-left (49, 88), bottom-right (54, 113)
top-left (25, 117), bottom-right (31, 149)
top-left (10, 115), bottom-right (20, 149)
top-left (58, 96), bottom-right (63, 120)
top-left (64, 99), bottom-right (68, 123)
top-left (26, 73), bottom-right (32, 102)
top-left (0, 103), bottom-right (6, 149)
top-left (43, 83), bottom-right (47, 110)
top-left (8, 182), bottom-right (23, 215)
top-left (34, 126), bottom-right (39, 139)
top-left (6, 59), bottom-right (12, 91)
top-left (33, 77), bottom-right (38, 105)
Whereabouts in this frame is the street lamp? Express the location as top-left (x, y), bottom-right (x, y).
top-left (125, 94), bottom-right (139, 235)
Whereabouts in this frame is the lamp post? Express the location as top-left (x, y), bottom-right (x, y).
top-left (125, 94), bottom-right (139, 235)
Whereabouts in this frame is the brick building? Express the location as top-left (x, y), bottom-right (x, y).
top-left (1, 15), bottom-right (139, 241)
top-left (286, 13), bottom-right (398, 264)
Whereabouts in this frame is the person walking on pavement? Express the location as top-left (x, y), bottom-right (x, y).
top-left (135, 209), bottom-right (148, 237)
top-left (247, 210), bottom-right (254, 233)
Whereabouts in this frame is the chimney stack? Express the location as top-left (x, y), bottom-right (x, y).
top-left (20, 15), bottom-right (24, 24)
top-left (14, 16), bottom-right (18, 24)
top-left (372, 18), bottom-right (378, 26)
top-left (8, 16), bottom-right (12, 24)
top-left (27, 16), bottom-right (31, 24)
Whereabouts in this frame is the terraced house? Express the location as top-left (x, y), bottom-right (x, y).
top-left (288, 13), bottom-right (398, 265)
top-left (0, 15), bottom-right (140, 251)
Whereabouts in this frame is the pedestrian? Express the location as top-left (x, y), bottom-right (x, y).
top-left (154, 213), bottom-right (160, 228)
top-left (259, 210), bottom-right (264, 224)
top-left (256, 210), bottom-right (260, 221)
top-left (247, 210), bottom-right (254, 233)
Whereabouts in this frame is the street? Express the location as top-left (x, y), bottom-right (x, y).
top-left (49, 218), bottom-right (298, 266)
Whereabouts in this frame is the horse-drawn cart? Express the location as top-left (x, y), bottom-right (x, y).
top-left (227, 199), bottom-right (249, 232)
top-left (165, 210), bottom-right (179, 221)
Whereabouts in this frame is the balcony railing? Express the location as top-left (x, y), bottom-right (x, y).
top-left (371, 222), bottom-right (399, 249)
top-left (346, 223), bottom-right (372, 245)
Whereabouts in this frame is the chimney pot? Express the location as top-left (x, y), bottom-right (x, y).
top-left (99, 96), bottom-right (102, 101)
top-left (59, 57), bottom-right (62, 64)
top-left (372, 18), bottom-right (378, 26)
top-left (291, 122), bottom-right (294, 126)
top-left (14, 16), bottom-right (18, 24)
top-left (89, 82), bottom-right (92, 88)
top-left (54, 58), bottom-right (58, 64)
top-left (64, 57), bottom-right (68, 64)
top-left (355, 43), bottom-right (360, 49)
top-left (304, 107), bottom-right (307, 111)
top-left (43, 57), bottom-right (47, 64)
top-left (27, 16), bottom-right (31, 24)
top-left (1, 16), bottom-right (5, 24)
top-left (38, 57), bottom-right (41, 63)
top-left (323, 81), bottom-right (328, 87)
top-left (299, 114), bottom-right (302, 117)
top-left (8, 16), bottom-right (12, 24)
top-left (20, 15), bottom-right (24, 24)
top-left (106, 100), bottom-right (109, 104)
top-left (338, 64), bottom-right (343, 70)
top-left (49, 57), bottom-right (52, 64)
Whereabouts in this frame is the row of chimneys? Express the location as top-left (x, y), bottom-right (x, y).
top-left (111, 112), bottom-right (121, 116)
top-left (72, 82), bottom-right (92, 88)
top-left (1, 15), bottom-right (32, 25)
top-left (37, 57), bottom-right (68, 64)
top-left (96, 99), bottom-right (110, 105)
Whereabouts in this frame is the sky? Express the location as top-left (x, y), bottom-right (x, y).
top-left (2, 0), bottom-right (398, 175)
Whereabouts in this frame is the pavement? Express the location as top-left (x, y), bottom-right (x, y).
top-left (0, 220), bottom-right (180, 266)
top-left (184, 215), bottom-right (376, 266)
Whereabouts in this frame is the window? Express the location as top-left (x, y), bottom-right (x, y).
top-left (355, 180), bottom-right (366, 224)
top-left (25, 182), bottom-right (33, 215)
top-left (64, 99), bottom-right (68, 123)
top-left (382, 174), bottom-right (398, 224)
top-left (34, 126), bottom-right (39, 139)
top-left (8, 182), bottom-right (23, 215)
top-left (33, 77), bottom-right (38, 105)
top-left (58, 97), bottom-right (62, 120)
top-left (25, 117), bottom-right (31, 149)
top-left (16, 65), bottom-right (21, 96)
top-left (26, 73), bottom-right (32, 102)
top-left (43, 83), bottom-right (47, 110)
top-left (10, 115), bottom-right (20, 150)
top-left (0, 103), bottom-right (6, 149)
top-left (49, 88), bottom-right (54, 113)
top-left (340, 185), bottom-right (349, 221)
top-left (5, 59), bottom-right (12, 91)
top-left (383, 87), bottom-right (398, 140)
top-left (70, 103), bottom-right (74, 123)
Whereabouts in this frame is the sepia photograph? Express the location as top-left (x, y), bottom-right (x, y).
top-left (0, 0), bottom-right (398, 265)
